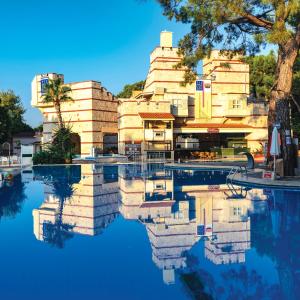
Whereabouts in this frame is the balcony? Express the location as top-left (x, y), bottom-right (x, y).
top-left (143, 141), bottom-right (173, 151)
top-left (144, 129), bottom-right (173, 141)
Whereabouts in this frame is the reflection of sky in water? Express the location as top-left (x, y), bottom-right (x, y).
top-left (0, 164), bottom-right (299, 299)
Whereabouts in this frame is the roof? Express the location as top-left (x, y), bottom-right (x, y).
top-left (177, 123), bottom-right (253, 129)
top-left (13, 131), bottom-right (36, 138)
top-left (139, 112), bottom-right (175, 120)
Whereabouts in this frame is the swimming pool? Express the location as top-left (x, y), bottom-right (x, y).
top-left (0, 164), bottom-right (299, 299)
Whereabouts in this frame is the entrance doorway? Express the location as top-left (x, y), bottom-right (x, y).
top-left (103, 134), bottom-right (118, 154)
top-left (70, 133), bottom-right (81, 155)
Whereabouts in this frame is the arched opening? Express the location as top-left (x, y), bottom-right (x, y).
top-left (70, 133), bottom-right (81, 155)
top-left (103, 134), bottom-right (118, 154)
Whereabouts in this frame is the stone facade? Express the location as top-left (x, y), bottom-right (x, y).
top-left (118, 31), bottom-right (268, 158)
top-left (31, 73), bottom-right (118, 156)
top-left (32, 31), bottom-right (268, 158)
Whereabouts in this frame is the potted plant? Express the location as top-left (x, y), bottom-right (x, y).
top-left (65, 152), bottom-right (72, 164)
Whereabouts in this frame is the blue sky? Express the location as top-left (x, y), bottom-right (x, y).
top-left (0, 0), bottom-right (190, 127)
top-left (0, 1), bottom-right (275, 127)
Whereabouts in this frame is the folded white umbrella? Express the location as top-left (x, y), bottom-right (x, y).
top-left (270, 127), bottom-right (281, 175)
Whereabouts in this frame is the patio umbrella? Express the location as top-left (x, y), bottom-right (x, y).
top-left (270, 126), bottom-right (281, 175)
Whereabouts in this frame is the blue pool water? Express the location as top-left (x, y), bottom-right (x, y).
top-left (0, 163), bottom-right (300, 300)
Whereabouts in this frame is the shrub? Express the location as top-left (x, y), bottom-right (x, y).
top-left (33, 126), bottom-right (75, 165)
top-left (33, 150), bottom-right (52, 165)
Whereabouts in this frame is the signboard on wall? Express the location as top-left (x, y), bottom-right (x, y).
top-left (40, 78), bottom-right (49, 94)
top-left (195, 79), bottom-right (212, 119)
top-left (196, 80), bottom-right (204, 91)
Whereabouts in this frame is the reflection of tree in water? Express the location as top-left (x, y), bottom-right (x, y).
top-left (42, 180), bottom-right (75, 249)
top-left (0, 174), bottom-right (26, 220)
top-left (180, 192), bottom-right (300, 300)
top-left (34, 166), bottom-right (81, 248)
top-left (180, 252), bottom-right (281, 299)
top-left (251, 192), bottom-right (300, 300)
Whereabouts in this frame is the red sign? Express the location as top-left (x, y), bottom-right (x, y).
top-left (263, 171), bottom-right (274, 180)
top-left (207, 128), bottom-right (220, 134)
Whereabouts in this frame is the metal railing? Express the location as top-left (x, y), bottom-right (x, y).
top-left (226, 166), bottom-right (248, 199)
top-left (226, 166), bottom-right (248, 183)
top-left (127, 152), bottom-right (142, 162)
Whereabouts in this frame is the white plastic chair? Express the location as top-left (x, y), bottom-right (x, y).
top-left (1, 157), bottom-right (8, 165)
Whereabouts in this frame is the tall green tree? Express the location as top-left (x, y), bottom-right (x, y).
top-left (245, 51), bottom-right (277, 99)
top-left (0, 90), bottom-right (33, 144)
top-left (42, 78), bottom-right (73, 129)
top-left (246, 53), bottom-right (300, 136)
top-left (117, 80), bottom-right (145, 98)
top-left (157, 0), bottom-right (300, 175)
top-left (291, 56), bottom-right (300, 138)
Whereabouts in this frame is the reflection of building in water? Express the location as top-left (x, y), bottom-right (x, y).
top-left (119, 164), bottom-right (199, 285)
top-left (174, 169), bottom-right (267, 265)
top-left (119, 164), bottom-right (174, 220)
top-left (33, 164), bottom-right (119, 243)
top-left (146, 201), bottom-right (198, 285)
top-left (120, 166), bottom-right (268, 284)
top-left (205, 197), bottom-right (251, 264)
top-left (206, 189), bottom-right (268, 264)
top-left (190, 186), bottom-right (267, 265)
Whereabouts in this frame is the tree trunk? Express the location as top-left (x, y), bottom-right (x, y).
top-left (54, 102), bottom-right (64, 130)
top-left (268, 41), bottom-right (299, 176)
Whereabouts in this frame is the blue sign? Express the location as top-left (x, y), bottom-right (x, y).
top-left (196, 80), bottom-right (204, 91)
top-left (40, 78), bottom-right (49, 94)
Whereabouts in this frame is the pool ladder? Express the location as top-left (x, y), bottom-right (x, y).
top-left (226, 166), bottom-right (248, 199)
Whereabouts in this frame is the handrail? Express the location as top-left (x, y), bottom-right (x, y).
top-left (226, 166), bottom-right (248, 199)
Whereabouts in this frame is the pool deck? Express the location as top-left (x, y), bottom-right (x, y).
top-left (166, 161), bottom-right (246, 170)
top-left (229, 170), bottom-right (300, 189)
top-left (2, 160), bottom-right (298, 189)
top-left (166, 162), bottom-right (300, 189)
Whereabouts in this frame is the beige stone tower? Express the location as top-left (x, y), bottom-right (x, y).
top-left (32, 73), bottom-right (118, 156)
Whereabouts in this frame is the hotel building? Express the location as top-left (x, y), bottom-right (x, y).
top-left (118, 31), bottom-right (268, 159)
top-left (31, 73), bottom-right (118, 156)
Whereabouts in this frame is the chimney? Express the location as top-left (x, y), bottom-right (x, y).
top-left (160, 31), bottom-right (173, 48)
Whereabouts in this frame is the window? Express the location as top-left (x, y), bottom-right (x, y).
top-left (232, 207), bottom-right (242, 216)
top-left (155, 132), bottom-right (164, 137)
top-left (232, 99), bottom-right (242, 109)
top-left (155, 184), bottom-right (164, 189)
top-left (171, 97), bottom-right (188, 116)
